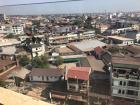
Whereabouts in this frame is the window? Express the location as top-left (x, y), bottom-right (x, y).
top-left (127, 90), bottom-right (138, 96)
top-left (118, 89), bottom-right (121, 94)
top-left (123, 82), bottom-right (126, 86)
top-left (42, 76), bottom-right (44, 81)
top-left (128, 81), bottom-right (137, 87)
top-left (119, 81), bottom-right (122, 85)
top-left (122, 90), bottom-right (125, 94)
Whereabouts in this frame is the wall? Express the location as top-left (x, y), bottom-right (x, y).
top-left (29, 75), bottom-right (60, 82)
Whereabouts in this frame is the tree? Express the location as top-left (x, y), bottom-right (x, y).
top-left (6, 33), bottom-right (14, 38)
top-left (84, 16), bottom-right (93, 29)
top-left (32, 55), bottom-right (49, 68)
top-left (0, 79), bottom-right (6, 87)
top-left (55, 56), bottom-right (63, 66)
top-left (19, 55), bottom-right (30, 66)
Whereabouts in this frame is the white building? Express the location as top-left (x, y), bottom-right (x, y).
top-left (111, 57), bottom-right (140, 100)
top-left (0, 38), bottom-right (21, 55)
top-left (30, 44), bottom-right (45, 58)
top-left (29, 68), bottom-right (62, 82)
top-left (80, 30), bottom-right (95, 39)
top-left (11, 24), bottom-right (24, 35)
top-left (18, 35), bottom-right (45, 41)
top-left (136, 33), bottom-right (140, 42)
top-left (107, 36), bottom-right (134, 46)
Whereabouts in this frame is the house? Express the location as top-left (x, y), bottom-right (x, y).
top-left (94, 46), bottom-right (104, 59)
top-left (87, 56), bottom-right (110, 95)
top-left (30, 44), bottom-right (45, 58)
top-left (29, 68), bottom-right (63, 82)
top-left (0, 38), bottom-right (21, 56)
top-left (69, 39), bottom-right (106, 55)
top-left (11, 24), bottom-right (24, 35)
top-left (66, 67), bottom-right (91, 93)
top-left (107, 36), bottom-right (134, 46)
top-left (0, 59), bottom-right (17, 79)
top-left (8, 67), bottom-right (30, 86)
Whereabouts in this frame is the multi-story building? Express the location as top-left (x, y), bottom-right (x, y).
top-left (107, 36), bottom-right (134, 46)
top-left (11, 24), bottom-right (24, 35)
top-left (66, 67), bottom-right (91, 93)
top-left (0, 38), bottom-right (21, 56)
top-left (0, 14), bottom-right (6, 22)
top-left (30, 43), bottom-right (46, 58)
top-left (111, 56), bottom-right (140, 100)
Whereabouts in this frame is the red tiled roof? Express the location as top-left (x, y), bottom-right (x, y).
top-left (67, 67), bottom-right (91, 80)
top-left (94, 46), bottom-right (103, 55)
top-left (0, 60), bottom-right (16, 68)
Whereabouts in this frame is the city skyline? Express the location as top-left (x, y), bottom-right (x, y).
top-left (0, 0), bottom-right (140, 15)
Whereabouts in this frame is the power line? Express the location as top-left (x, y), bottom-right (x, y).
top-left (0, 0), bottom-right (83, 7)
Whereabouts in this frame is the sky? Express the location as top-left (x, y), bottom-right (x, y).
top-left (0, 0), bottom-right (140, 15)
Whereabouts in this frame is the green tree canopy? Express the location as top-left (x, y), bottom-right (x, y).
top-left (19, 55), bottom-right (30, 66)
top-left (32, 55), bottom-right (49, 68)
top-left (0, 79), bottom-right (6, 87)
top-left (55, 56), bottom-right (64, 66)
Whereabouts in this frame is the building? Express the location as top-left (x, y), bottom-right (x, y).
top-left (66, 67), bottom-right (91, 93)
top-left (107, 36), bottom-right (134, 46)
top-left (11, 24), bottom-right (24, 35)
top-left (0, 25), bottom-right (7, 34)
top-left (29, 68), bottom-right (63, 82)
top-left (111, 56), bottom-right (140, 100)
top-left (0, 59), bottom-right (17, 79)
top-left (79, 30), bottom-right (95, 39)
top-left (18, 35), bottom-right (45, 42)
top-left (0, 38), bottom-right (21, 56)
top-left (30, 44), bottom-right (45, 58)
top-left (0, 14), bottom-right (6, 22)
top-left (0, 87), bottom-right (53, 105)
top-left (69, 39), bottom-right (106, 54)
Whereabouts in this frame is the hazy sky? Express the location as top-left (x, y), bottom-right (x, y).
top-left (0, 0), bottom-right (140, 15)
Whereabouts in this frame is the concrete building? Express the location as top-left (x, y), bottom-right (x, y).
top-left (29, 68), bottom-right (63, 82)
top-left (107, 36), bottom-right (134, 46)
top-left (30, 44), bottom-right (45, 58)
top-left (0, 38), bottom-right (21, 55)
top-left (66, 67), bottom-right (91, 93)
top-left (0, 14), bottom-right (6, 22)
top-left (111, 56), bottom-right (140, 100)
top-left (69, 39), bottom-right (106, 53)
top-left (11, 24), bottom-right (24, 35)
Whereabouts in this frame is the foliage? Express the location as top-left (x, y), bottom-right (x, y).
top-left (73, 19), bottom-right (83, 28)
top-left (55, 56), bottom-right (64, 66)
top-left (84, 16), bottom-right (93, 29)
top-left (94, 27), bottom-right (101, 34)
top-left (108, 47), bottom-right (120, 54)
top-left (32, 55), bottom-right (49, 68)
top-left (0, 79), bottom-right (6, 87)
top-left (19, 55), bottom-right (30, 66)
top-left (6, 33), bottom-right (14, 38)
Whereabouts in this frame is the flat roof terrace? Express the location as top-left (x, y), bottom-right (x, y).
top-left (107, 36), bottom-right (134, 41)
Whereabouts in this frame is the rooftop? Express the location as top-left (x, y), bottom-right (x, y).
top-left (112, 56), bottom-right (140, 69)
top-left (30, 68), bottom-right (62, 77)
top-left (107, 36), bottom-right (134, 41)
top-left (87, 56), bottom-right (105, 72)
top-left (70, 39), bottom-right (106, 52)
top-left (56, 46), bottom-right (74, 54)
top-left (0, 87), bottom-right (53, 105)
top-left (0, 60), bottom-right (16, 68)
top-left (67, 67), bottom-right (91, 80)
top-left (0, 38), bottom-right (21, 47)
